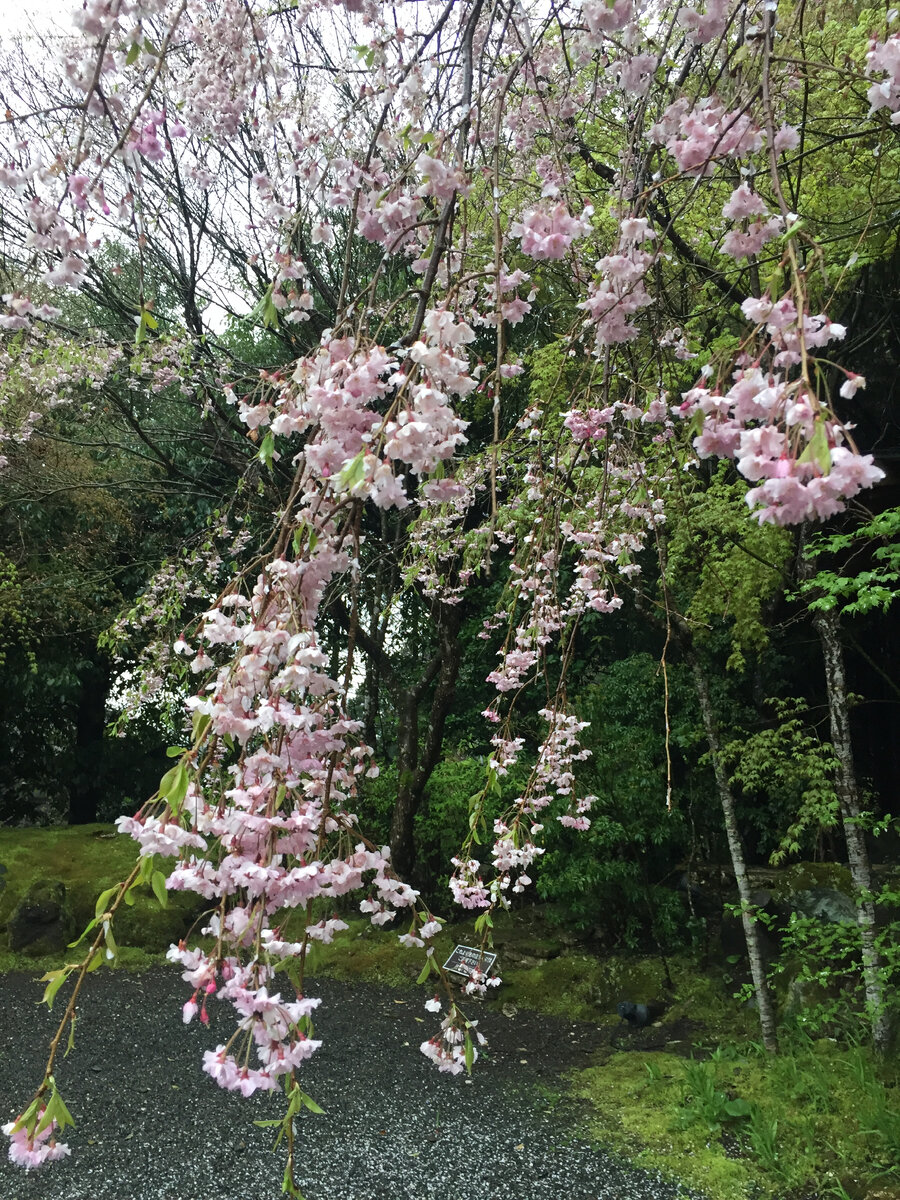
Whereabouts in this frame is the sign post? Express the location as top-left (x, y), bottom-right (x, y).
top-left (442, 944), bottom-right (499, 983)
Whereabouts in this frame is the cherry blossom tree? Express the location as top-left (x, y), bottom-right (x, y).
top-left (2, 0), bottom-right (897, 1190)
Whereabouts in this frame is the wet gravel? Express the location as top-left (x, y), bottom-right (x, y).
top-left (0, 968), bottom-right (706, 1200)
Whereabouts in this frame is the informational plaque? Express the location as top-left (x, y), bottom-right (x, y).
top-left (442, 944), bottom-right (498, 979)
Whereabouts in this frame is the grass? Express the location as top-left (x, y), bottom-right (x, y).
top-left (568, 1033), bottom-right (900, 1200)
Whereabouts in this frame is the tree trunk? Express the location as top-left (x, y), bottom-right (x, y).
top-left (691, 656), bottom-right (779, 1053)
top-left (811, 601), bottom-right (890, 1052)
top-left (390, 688), bottom-right (421, 879)
top-left (333, 592), bottom-right (464, 881)
top-left (68, 654), bottom-right (111, 825)
top-left (388, 603), bottom-right (463, 880)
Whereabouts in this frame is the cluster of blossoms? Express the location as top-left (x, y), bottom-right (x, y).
top-left (107, 509), bottom-right (457, 1099)
top-left (461, 969), bottom-right (502, 998)
top-left (866, 32), bottom-right (900, 122)
top-left (681, 293), bottom-right (884, 523)
top-left (419, 1006), bottom-right (485, 1075)
top-left (649, 97), bottom-right (763, 176)
top-left (2, 1115), bottom-right (70, 1170)
top-left (578, 216), bottom-right (656, 347)
top-left (720, 184), bottom-right (785, 260)
top-left (239, 315), bottom-right (472, 505)
top-left (511, 203), bottom-right (593, 261)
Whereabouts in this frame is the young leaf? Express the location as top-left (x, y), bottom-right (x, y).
top-left (151, 869), bottom-right (169, 909)
top-left (68, 915), bottom-right (100, 949)
top-left (158, 761), bottom-right (189, 811)
top-left (65, 1013), bottom-right (77, 1057)
top-left (39, 967), bottom-right (70, 1011)
top-left (297, 1089), bottom-right (325, 1114)
top-left (94, 886), bottom-right (118, 920)
top-left (192, 711), bottom-right (211, 742)
top-left (86, 949), bottom-right (105, 973)
top-left (259, 431), bottom-right (276, 469)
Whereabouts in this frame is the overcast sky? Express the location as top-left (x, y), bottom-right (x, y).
top-left (1, 0), bottom-right (73, 39)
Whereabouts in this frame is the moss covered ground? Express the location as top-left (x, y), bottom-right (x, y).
top-left (0, 828), bottom-right (898, 1199)
top-left (0, 824), bottom-right (203, 971)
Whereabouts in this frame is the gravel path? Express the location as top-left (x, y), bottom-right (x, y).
top-left (0, 968), bottom-right (704, 1200)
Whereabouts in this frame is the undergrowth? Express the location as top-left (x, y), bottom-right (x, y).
top-left (570, 1032), bottom-right (900, 1200)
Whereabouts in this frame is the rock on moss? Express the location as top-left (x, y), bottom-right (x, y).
top-left (7, 878), bottom-right (76, 955)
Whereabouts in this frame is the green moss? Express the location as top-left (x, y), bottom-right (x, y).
top-left (0, 825), bottom-right (204, 964)
top-left (779, 861), bottom-right (854, 897)
top-left (570, 1051), bottom-right (755, 1200)
top-left (0, 945), bottom-right (169, 974)
top-left (303, 920), bottom-right (427, 989)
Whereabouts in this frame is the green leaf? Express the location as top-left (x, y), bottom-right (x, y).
top-left (51, 1086), bottom-right (76, 1131)
top-left (158, 761), bottom-right (189, 811)
top-left (65, 1013), bottom-right (77, 1057)
top-left (125, 42), bottom-right (140, 66)
top-left (135, 305), bottom-right (159, 346)
top-left (297, 1088), bottom-right (325, 1114)
top-left (166, 745), bottom-right (187, 758)
top-left (35, 1097), bottom-right (57, 1137)
top-left (39, 968), bottom-right (70, 1012)
top-left (192, 711), bottom-right (211, 743)
top-left (798, 419), bottom-right (831, 475)
top-left (416, 959), bottom-right (433, 984)
top-left (68, 915), bottom-right (101, 948)
top-left (336, 450), bottom-right (366, 493)
top-left (464, 1031), bottom-right (474, 1075)
top-left (261, 286), bottom-right (279, 329)
top-left (10, 1099), bottom-right (40, 1135)
top-left (151, 870), bottom-right (169, 909)
top-left (259, 431), bottom-right (276, 470)
top-left (94, 886), bottom-right (118, 921)
top-left (282, 1162), bottom-right (308, 1199)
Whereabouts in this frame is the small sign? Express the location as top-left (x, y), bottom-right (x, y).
top-left (442, 944), bottom-right (498, 979)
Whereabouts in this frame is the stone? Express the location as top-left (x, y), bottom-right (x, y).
top-left (7, 878), bottom-right (76, 954)
top-left (791, 887), bottom-right (857, 924)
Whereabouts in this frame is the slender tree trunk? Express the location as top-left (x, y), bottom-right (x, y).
top-left (389, 604), bottom-right (463, 880)
top-left (811, 601), bottom-right (890, 1052)
top-left (68, 654), bottom-right (111, 825)
top-left (333, 591), bottom-right (464, 881)
top-left (390, 688), bottom-right (421, 878)
top-left (362, 590), bottom-right (382, 752)
top-left (691, 656), bottom-right (779, 1053)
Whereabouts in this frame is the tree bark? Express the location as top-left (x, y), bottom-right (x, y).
top-left (332, 595), bottom-right (464, 880)
top-left (690, 654), bottom-right (780, 1053)
top-left (68, 653), bottom-right (111, 826)
top-left (388, 603), bottom-right (463, 880)
top-left (810, 600), bottom-right (890, 1052)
